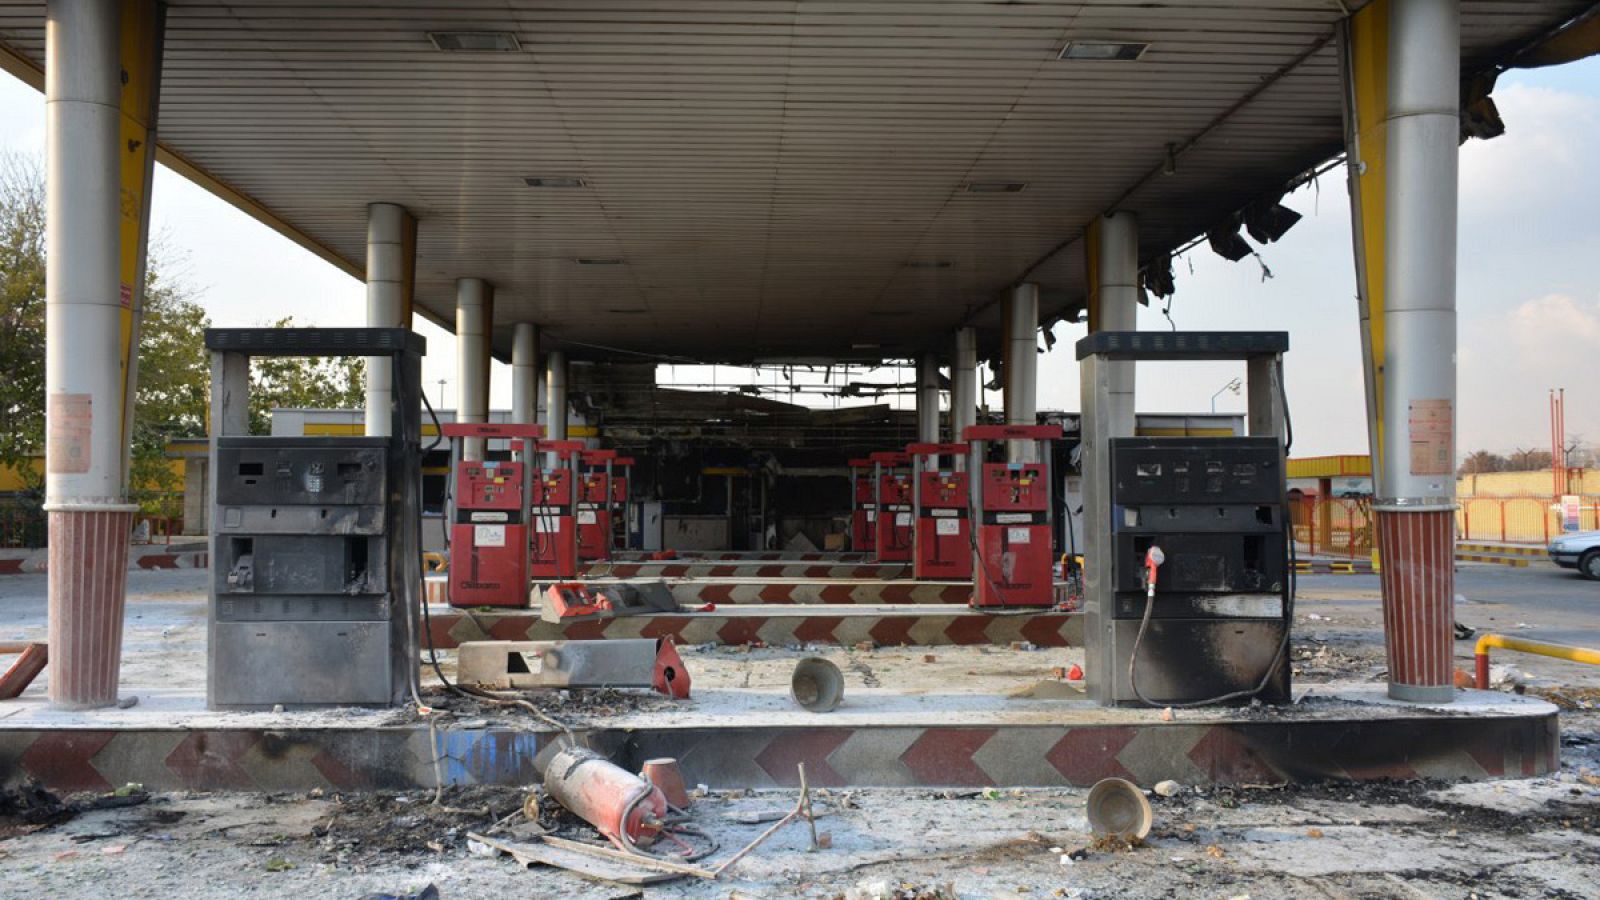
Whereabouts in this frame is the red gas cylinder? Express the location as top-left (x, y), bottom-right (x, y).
top-left (543, 746), bottom-right (668, 851)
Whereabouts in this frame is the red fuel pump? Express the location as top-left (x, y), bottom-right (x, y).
top-left (871, 450), bottom-right (913, 563)
top-left (530, 440), bottom-right (584, 580)
top-left (961, 425), bottom-right (1062, 608)
top-left (848, 457), bottom-right (877, 554)
top-left (444, 423), bottom-right (542, 608)
top-left (577, 449), bottom-right (617, 561)
top-left (907, 442), bottom-right (972, 581)
top-left (611, 456), bottom-right (634, 552)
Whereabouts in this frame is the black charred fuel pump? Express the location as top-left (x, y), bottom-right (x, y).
top-left (1079, 332), bottom-right (1294, 707)
top-left (205, 328), bottom-right (424, 709)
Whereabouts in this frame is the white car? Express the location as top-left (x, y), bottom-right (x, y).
top-left (1548, 531), bottom-right (1600, 580)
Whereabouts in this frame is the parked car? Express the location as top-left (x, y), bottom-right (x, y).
top-left (1548, 531), bottom-right (1600, 580)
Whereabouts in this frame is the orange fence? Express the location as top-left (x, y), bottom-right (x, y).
top-left (1456, 495), bottom-right (1599, 545)
top-left (1291, 496), bottom-right (1374, 559)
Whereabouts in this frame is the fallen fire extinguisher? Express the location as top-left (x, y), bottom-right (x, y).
top-left (541, 746), bottom-right (714, 859)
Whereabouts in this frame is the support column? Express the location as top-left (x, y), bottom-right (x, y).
top-left (950, 327), bottom-right (978, 468)
top-left (1096, 212), bottom-right (1140, 437)
top-left (43, 0), bottom-right (163, 708)
top-left (511, 322), bottom-right (539, 427)
top-left (364, 202), bottom-right (416, 437)
top-left (546, 350), bottom-right (569, 454)
top-left (915, 352), bottom-right (941, 443)
top-left (1004, 284), bottom-right (1039, 462)
top-left (1345, 0), bottom-right (1460, 703)
top-left (455, 278), bottom-right (492, 460)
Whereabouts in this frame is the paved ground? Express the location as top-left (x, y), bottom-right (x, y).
top-left (0, 564), bottom-right (1596, 897)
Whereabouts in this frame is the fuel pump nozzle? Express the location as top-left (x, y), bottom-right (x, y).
top-left (1141, 545), bottom-right (1165, 595)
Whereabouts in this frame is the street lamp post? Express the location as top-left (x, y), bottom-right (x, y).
top-left (1210, 377), bottom-right (1242, 414)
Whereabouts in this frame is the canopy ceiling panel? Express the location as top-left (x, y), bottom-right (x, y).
top-left (0, 0), bottom-right (1589, 361)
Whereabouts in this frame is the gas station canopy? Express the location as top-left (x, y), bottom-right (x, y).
top-left (0, 1), bottom-right (1590, 360)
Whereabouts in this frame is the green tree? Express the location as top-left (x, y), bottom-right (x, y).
top-left (128, 254), bottom-right (212, 518)
top-left (247, 316), bottom-right (367, 434)
top-left (0, 154), bottom-right (46, 493)
top-left (0, 153), bottom-right (212, 519)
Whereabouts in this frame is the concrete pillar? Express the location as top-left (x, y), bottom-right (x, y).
top-left (511, 322), bottom-right (539, 427)
top-left (455, 278), bottom-right (492, 460)
top-left (950, 327), bottom-right (978, 467)
top-left (915, 352), bottom-right (941, 443)
top-left (1004, 284), bottom-right (1039, 462)
top-left (364, 203), bottom-right (410, 437)
top-left (546, 350), bottom-right (569, 463)
top-left (42, 0), bottom-right (152, 708)
top-left (1098, 212), bottom-right (1139, 438)
top-left (1374, 0), bottom-right (1460, 703)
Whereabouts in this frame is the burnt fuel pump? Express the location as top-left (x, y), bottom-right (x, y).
top-left (870, 451), bottom-right (914, 563)
top-left (848, 457), bottom-right (877, 554)
top-left (1078, 331), bottom-right (1293, 707)
top-left (577, 449), bottom-right (617, 562)
top-left (907, 442), bottom-right (972, 581)
top-left (612, 456), bottom-right (635, 552)
top-left (530, 440), bottom-right (584, 580)
top-left (961, 425), bottom-right (1063, 608)
top-left (444, 423), bottom-right (540, 608)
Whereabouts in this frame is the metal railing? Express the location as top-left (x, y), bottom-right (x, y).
top-left (1456, 495), bottom-right (1599, 545)
top-left (1290, 495), bottom-right (1374, 559)
top-left (0, 500), bottom-right (46, 549)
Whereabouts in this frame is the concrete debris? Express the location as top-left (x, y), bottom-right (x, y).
top-left (1153, 780), bottom-right (1181, 798)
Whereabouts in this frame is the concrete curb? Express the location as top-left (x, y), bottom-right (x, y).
top-left (0, 546), bottom-right (208, 575)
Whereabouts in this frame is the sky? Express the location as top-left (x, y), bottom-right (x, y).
top-left (2, 55), bottom-right (1597, 459)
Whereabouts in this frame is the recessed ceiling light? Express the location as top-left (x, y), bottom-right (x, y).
top-left (1059, 40), bottom-right (1149, 61)
top-left (428, 31), bottom-right (521, 52)
top-left (904, 260), bottom-right (953, 269)
top-left (575, 258), bottom-right (625, 266)
top-left (963, 181), bottom-right (1027, 194)
top-left (524, 176), bottom-right (586, 188)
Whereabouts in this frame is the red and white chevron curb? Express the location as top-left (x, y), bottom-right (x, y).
top-left (0, 547), bottom-right (208, 575)
top-left (587, 562), bottom-right (912, 579)
top-left (612, 551), bottom-right (872, 562)
top-left (423, 608), bottom-right (1082, 649)
top-left (0, 711), bottom-right (1557, 793)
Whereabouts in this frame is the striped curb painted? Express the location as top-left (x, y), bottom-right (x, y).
top-left (424, 576), bottom-right (977, 606)
top-left (422, 608), bottom-right (1082, 649)
top-left (1456, 542), bottom-right (1545, 558)
top-left (0, 710), bottom-right (1557, 792)
top-left (584, 562), bottom-right (913, 579)
top-left (612, 551), bottom-right (872, 562)
top-left (0, 548), bottom-right (208, 575)
top-left (1454, 553), bottom-right (1531, 568)
top-left (1294, 560), bottom-right (1376, 575)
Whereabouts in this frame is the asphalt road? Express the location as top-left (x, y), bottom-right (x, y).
top-left (1296, 562), bottom-right (1600, 686)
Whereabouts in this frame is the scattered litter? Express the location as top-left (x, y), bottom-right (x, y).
top-left (101, 844), bottom-right (126, 855)
top-left (1160, 707), bottom-right (1175, 722)
top-left (1205, 844), bottom-right (1225, 859)
top-left (263, 856), bottom-right (294, 872)
top-left (466, 838), bottom-right (499, 858)
top-left (1009, 641), bottom-right (1037, 652)
top-left (1306, 827), bottom-right (1324, 838)
top-left (923, 654), bottom-right (937, 663)
top-left (1153, 780), bottom-right (1181, 798)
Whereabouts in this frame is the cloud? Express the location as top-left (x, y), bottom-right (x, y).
top-left (1458, 292), bottom-right (1600, 453)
